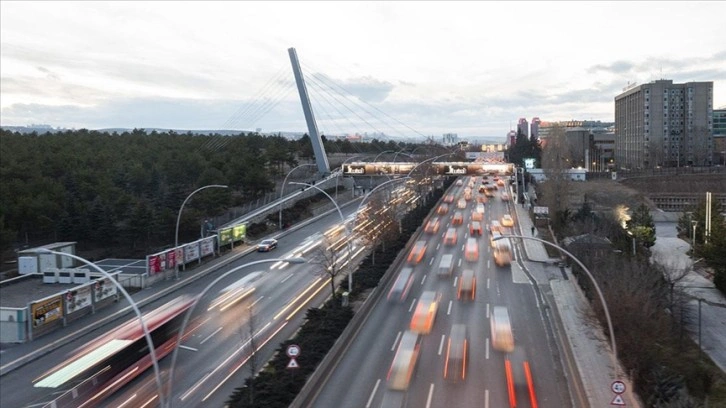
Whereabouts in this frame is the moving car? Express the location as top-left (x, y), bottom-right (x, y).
top-left (407, 240), bottom-right (428, 264)
top-left (490, 230), bottom-right (502, 248)
top-left (493, 240), bottom-right (512, 266)
top-left (458, 270), bottom-right (476, 301)
top-left (410, 291), bottom-right (439, 334)
top-left (452, 211), bottom-right (464, 225)
top-left (444, 228), bottom-right (458, 246)
top-left (388, 267), bottom-right (415, 302)
top-left (257, 238), bottom-right (278, 252)
top-left (437, 254), bottom-right (454, 278)
top-left (501, 214), bottom-right (514, 227)
top-left (424, 217), bottom-right (441, 234)
top-left (387, 331), bottom-right (421, 390)
top-left (464, 238), bottom-right (479, 262)
top-left (457, 198), bottom-right (467, 209)
top-left (470, 221), bottom-right (483, 236)
top-left (437, 204), bottom-right (449, 215)
top-left (501, 192), bottom-right (510, 201)
top-left (491, 306), bottom-right (514, 352)
top-left (471, 211), bottom-right (483, 221)
top-left (444, 194), bottom-right (455, 203)
top-left (444, 324), bottom-right (469, 382)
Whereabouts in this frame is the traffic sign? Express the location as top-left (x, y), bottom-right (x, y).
top-left (611, 394), bottom-right (626, 406)
top-left (611, 380), bottom-right (626, 394)
top-left (287, 358), bottom-right (299, 369)
top-left (286, 344), bottom-right (301, 358)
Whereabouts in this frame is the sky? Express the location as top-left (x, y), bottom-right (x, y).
top-left (1, 1), bottom-right (725, 140)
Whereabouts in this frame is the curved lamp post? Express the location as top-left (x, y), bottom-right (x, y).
top-left (494, 234), bottom-right (618, 368)
top-left (279, 164), bottom-right (317, 230)
top-left (167, 257), bottom-right (306, 407)
top-left (337, 155), bottom-right (365, 200)
top-left (175, 184), bottom-right (228, 280)
top-left (355, 176), bottom-right (412, 219)
top-left (407, 152), bottom-right (454, 178)
top-left (289, 181), bottom-right (354, 293)
top-left (29, 249), bottom-right (168, 408)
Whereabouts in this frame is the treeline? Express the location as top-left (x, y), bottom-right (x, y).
top-left (0, 128), bottom-right (413, 258)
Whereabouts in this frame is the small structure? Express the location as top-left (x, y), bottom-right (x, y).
top-left (16, 242), bottom-right (78, 275)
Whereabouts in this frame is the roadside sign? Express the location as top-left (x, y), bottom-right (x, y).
top-left (611, 394), bottom-right (626, 406)
top-left (287, 358), bottom-right (299, 369)
top-left (286, 344), bottom-right (301, 358)
top-left (611, 380), bottom-right (626, 394)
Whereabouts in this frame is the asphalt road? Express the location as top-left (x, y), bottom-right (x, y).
top-left (308, 177), bottom-right (572, 408)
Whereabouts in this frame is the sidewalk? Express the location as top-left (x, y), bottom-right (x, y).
top-left (511, 189), bottom-right (640, 407)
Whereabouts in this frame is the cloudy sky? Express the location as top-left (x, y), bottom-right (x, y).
top-left (2, 1), bottom-right (725, 140)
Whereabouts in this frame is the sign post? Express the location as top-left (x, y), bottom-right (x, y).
top-left (286, 344), bottom-right (301, 369)
top-left (611, 380), bottom-right (626, 406)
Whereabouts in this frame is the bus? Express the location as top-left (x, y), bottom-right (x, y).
top-left (33, 296), bottom-right (195, 407)
top-left (491, 306), bottom-right (515, 352)
top-left (387, 331), bottom-right (421, 390)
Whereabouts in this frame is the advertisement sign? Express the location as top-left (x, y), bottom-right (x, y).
top-left (94, 276), bottom-right (117, 302)
top-left (66, 285), bottom-right (92, 314)
top-left (342, 164), bottom-right (367, 175)
top-left (184, 243), bottom-right (200, 263)
top-left (219, 227), bottom-right (233, 246)
top-left (232, 224), bottom-right (246, 242)
top-left (31, 296), bottom-right (63, 328)
top-left (166, 249), bottom-right (176, 269)
top-left (148, 254), bottom-right (162, 275)
top-left (200, 237), bottom-right (215, 257)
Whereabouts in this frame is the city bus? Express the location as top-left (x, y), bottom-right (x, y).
top-left (33, 296), bottom-right (195, 407)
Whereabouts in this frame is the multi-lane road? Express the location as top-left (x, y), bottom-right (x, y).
top-left (3, 207), bottom-right (362, 408)
top-left (308, 176), bottom-right (572, 408)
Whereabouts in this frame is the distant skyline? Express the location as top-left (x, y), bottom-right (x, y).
top-left (2, 1), bottom-right (725, 140)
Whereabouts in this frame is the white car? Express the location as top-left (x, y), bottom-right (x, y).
top-left (257, 238), bottom-right (278, 252)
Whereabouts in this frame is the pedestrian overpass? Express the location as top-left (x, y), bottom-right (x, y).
top-left (340, 161), bottom-right (515, 176)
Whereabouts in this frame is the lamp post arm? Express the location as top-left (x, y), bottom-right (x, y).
top-left (175, 184), bottom-right (228, 279)
top-left (497, 234), bottom-right (617, 363)
top-left (279, 164), bottom-right (317, 230)
top-left (34, 249), bottom-right (167, 408)
top-left (355, 177), bottom-right (412, 221)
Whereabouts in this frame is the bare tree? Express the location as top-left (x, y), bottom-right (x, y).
top-left (540, 124), bottom-right (573, 232)
top-left (357, 194), bottom-right (401, 265)
top-left (237, 304), bottom-right (259, 405)
top-left (311, 237), bottom-right (349, 299)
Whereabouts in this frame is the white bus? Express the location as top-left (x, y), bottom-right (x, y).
top-left (491, 306), bottom-right (514, 352)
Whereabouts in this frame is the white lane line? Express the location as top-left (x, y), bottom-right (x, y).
top-left (487, 278), bottom-right (490, 289)
top-left (486, 303), bottom-right (490, 318)
top-left (421, 275), bottom-right (427, 285)
top-left (408, 298), bottom-right (417, 313)
top-left (280, 273), bottom-right (294, 284)
top-left (487, 259), bottom-right (491, 268)
top-left (425, 383), bottom-right (435, 408)
top-left (452, 277), bottom-right (458, 287)
top-left (200, 327), bottom-right (222, 345)
top-left (391, 331), bottom-right (402, 351)
top-left (485, 389), bottom-right (490, 408)
top-left (457, 258), bottom-right (462, 267)
top-left (438, 335), bottom-right (446, 355)
top-left (430, 256), bottom-right (435, 265)
top-left (447, 300), bottom-right (453, 315)
top-left (365, 379), bottom-right (381, 408)
top-left (486, 338), bottom-right (490, 359)
top-left (248, 296), bottom-right (264, 309)
top-left (178, 345), bottom-right (198, 352)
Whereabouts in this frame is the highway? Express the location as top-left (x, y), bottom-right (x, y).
top-left (3, 207), bottom-right (363, 408)
top-left (308, 176), bottom-right (572, 408)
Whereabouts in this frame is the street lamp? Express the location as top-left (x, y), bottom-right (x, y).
top-left (175, 184), bottom-right (228, 280)
top-left (355, 177), bottom-right (413, 219)
top-left (29, 249), bottom-right (168, 408)
top-left (289, 181), bottom-right (354, 293)
top-left (407, 152), bottom-right (455, 177)
top-left (279, 164), bottom-right (317, 230)
top-left (494, 234), bottom-right (619, 370)
top-left (167, 257), bottom-right (306, 407)
top-left (691, 220), bottom-right (698, 253)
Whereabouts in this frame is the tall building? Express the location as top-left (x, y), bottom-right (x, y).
top-left (714, 107), bottom-right (726, 165)
top-left (517, 118), bottom-right (529, 138)
top-left (614, 79), bottom-right (713, 169)
top-left (530, 117), bottom-right (541, 140)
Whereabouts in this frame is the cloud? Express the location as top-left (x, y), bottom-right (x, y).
top-left (308, 73), bottom-right (395, 103)
top-left (588, 61), bottom-right (635, 74)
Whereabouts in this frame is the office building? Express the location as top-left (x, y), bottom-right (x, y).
top-left (517, 118), bottom-right (529, 138)
top-left (614, 79), bottom-right (713, 169)
top-left (714, 108), bottom-right (726, 165)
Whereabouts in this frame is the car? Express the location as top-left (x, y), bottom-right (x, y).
top-left (470, 221), bottom-right (483, 236)
top-left (501, 214), bottom-right (514, 227)
top-left (444, 194), bottom-right (455, 203)
top-left (490, 220), bottom-right (502, 234)
top-left (464, 191), bottom-right (472, 201)
top-left (464, 238), bottom-right (479, 262)
top-left (452, 211), bottom-right (464, 225)
top-left (257, 238), bottom-right (278, 252)
top-left (476, 194), bottom-right (488, 204)
top-left (437, 204), bottom-right (449, 215)
top-left (471, 211), bottom-right (483, 221)
top-left (456, 179), bottom-right (464, 186)
top-left (501, 192), bottom-right (510, 201)
top-left (475, 203), bottom-right (485, 214)
top-left (388, 267), bottom-right (415, 302)
top-left (490, 231), bottom-right (502, 248)
top-left (424, 217), bottom-right (441, 234)
top-left (444, 228), bottom-right (458, 246)
top-left (457, 199), bottom-right (467, 209)
top-left (407, 240), bottom-right (428, 264)
top-left (497, 179), bottom-right (505, 187)
top-left (457, 270), bottom-right (476, 301)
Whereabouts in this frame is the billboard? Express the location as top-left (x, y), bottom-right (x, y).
top-left (232, 224), bottom-right (246, 242)
top-left (65, 285), bottom-right (92, 314)
top-left (94, 276), bottom-right (117, 302)
top-left (219, 227), bottom-right (233, 246)
top-left (200, 237), bottom-right (215, 257)
top-left (184, 243), bottom-right (200, 263)
top-left (31, 296), bottom-right (63, 328)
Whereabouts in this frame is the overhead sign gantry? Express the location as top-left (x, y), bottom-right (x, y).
top-left (341, 162), bottom-right (514, 176)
